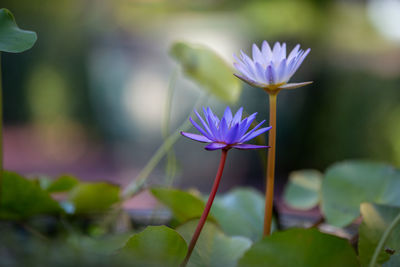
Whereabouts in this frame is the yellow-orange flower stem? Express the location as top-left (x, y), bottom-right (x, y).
top-left (263, 90), bottom-right (278, 236)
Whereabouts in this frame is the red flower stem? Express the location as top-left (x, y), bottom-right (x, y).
top-left (181, 149), bottom-right (228, 267)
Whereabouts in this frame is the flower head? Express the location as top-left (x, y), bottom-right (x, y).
top-left (233, 41), bottom-right (312, 92)
top-left (181, 107), bottom-right (271, 151)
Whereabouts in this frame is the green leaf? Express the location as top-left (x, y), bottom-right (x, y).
top-left (120, 225), bottom-right (187, 267)
top-left (177, 220), bottom-right (252, 267)
top-left (211, 188), bottom-right (273, 241)
top-left (150, 187), bottom-right (206, 223)
top-left (46, 175), bottom-right (79, 193)
top-left (0, 8), bottom-right (37, 53)
top-left (0, 171), bottom-right (62, 219)
top-left (170, 42), bottom-right (242, 104)
top-left (359, 203), bottom-right (400, 267)
top-left (321, 161), bottom-right (400, 227)
top-left (283, 169), bottom-right (322, 210)
top-left (238, 228), bottom-right (359, 267)
top-left (68, 182), bottom-right (120, 214)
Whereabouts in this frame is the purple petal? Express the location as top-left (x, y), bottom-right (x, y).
top-left (232, 144), bottom-right (270, 150)
top-left (233, 73), bottom-right (267, 88)
top-left (189, 117), bottom-right (214, 140)
top-left (272, 42), bottom-right (281, 61)
top-left (195, 109), bottom-right (211, 135)
top-left (233, 53), bottom-right (242, 64)
top-left (238, 119), bottom-right (253, 138)
top-left (240, 50), bottom-right (258, 78)
top-left (226, 123), bottom-right (240, 144)
top-left (261, 40), bottom-right (272, 59)
top-left (231, 107), bottom-right (243, 125)
top-left (276, 59), bottom-right (287, 83)
top-left (292, 48), bottom-right (310, 73)
top-left (252, 43), bottom-right (263, 62)
top-left (280, 43), bottom-right (287, 59)
top-left (280, 81), bottom-right (313, 90)
top-left (181, 132), bottom-right (211, 143)
top-left (239, 120), bottom-right (267, 142)
top-left (223, 107), bottom-right (233, 124)
top-left (255, 62), bottom-right (267, 83)
top-left (206, 111), bottom-right (220, 141)
top-left (207, 107), bottom-right (220, 125)
top-left (240, 112), bottom-right (257, 134)
top-left (241, 126), bottom-right (272, 143)
top-left (220, 117), bottom-right (228, 138)
top-left (288, 44), bottom-right (300, 61)
top-left (233, 62), bottom-right (253, 80)
top-left (205, 142), bottom-right (228, 151)
top-left (286, 56), bottom-right (298, 77)
top-left (266, 65), bottom-right (276, 85)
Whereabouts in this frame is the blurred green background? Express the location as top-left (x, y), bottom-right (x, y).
top-left (2, 0), bottom-right (400, 191)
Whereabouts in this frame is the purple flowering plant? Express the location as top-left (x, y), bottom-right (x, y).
top-left (180, 106), bottom-right (270, 266)
top-left (181, 107), bottom-right (271, 151)
top-left (234, 41), bottom-right (313, 236)
top-left (2, 12), bottom-right (399, 266)
top-left (233, 41), bottom-right (312, 92)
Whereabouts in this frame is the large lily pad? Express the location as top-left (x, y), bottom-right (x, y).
top-left (177, 220), bottom-right (252, 267)
top-left (170, 42), bottom-right (242, 104)
top-left (119, 226), bottom-right (187, 267)
top-left (359, 203), bottom-right (400, 267)
top-left (0, 8), bottom-right (37, 53)
top-left (321, 161), bottom-right (400, 227)
top-left (211, 188), bottom-right (272, 241)
top-left (0, 171), bottom-right (61, 219)
top-left (238, 228), bottom-right (359, 267)
top-left (283, 169), bottom-right (322, 210)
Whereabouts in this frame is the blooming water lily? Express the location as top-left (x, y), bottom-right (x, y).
top-left (234, 41), bottom-right (312, 92)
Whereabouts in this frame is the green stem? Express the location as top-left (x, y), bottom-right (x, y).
top-left (369, 211), bottom-right (400, 267)
top-left (122, 94), bottom-right (208, 199)
top-left (162, 70), bottom-right (178, 138)
top-left (162, 70), bottom-right (178, 185)
top-left (263, 92), bottom-right (277, 236)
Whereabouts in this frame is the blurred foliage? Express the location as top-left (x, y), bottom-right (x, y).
top-left (283, 169), bottom-right (322, 210)
top-left (43, 175), bottom-right (80, 193)
top-left (151, 187), bottom-right (275, 241)
top-left (170, 42), bottom-right (242, 104)
top-left (120, 225), bottom-right (187, 267)
top-left (238, 228), bottom-right (359, 267)
top-left (321, 161), bottom-right (400, 227)
top-left (151, 187), bottom-right (208, 225)
top-left (177, 220), bottom-right (252, 267)
top-left (359, 203), bottom-right (400, 267)
top-left (0, 171), bottom-right (62, 219)
top-left (0, 224), bottom-right (135, 267)
top-left (1, 159), bottom-right (400, 265)
top-left (211, 188), bottom-right (274, 241)
top-left (68, 182), bottom-right (120, 214)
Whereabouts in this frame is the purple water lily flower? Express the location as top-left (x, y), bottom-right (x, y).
top-left (234, 41), bottom-right (312, 91)
top-left (181, 107), bottom-right (271, 151)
